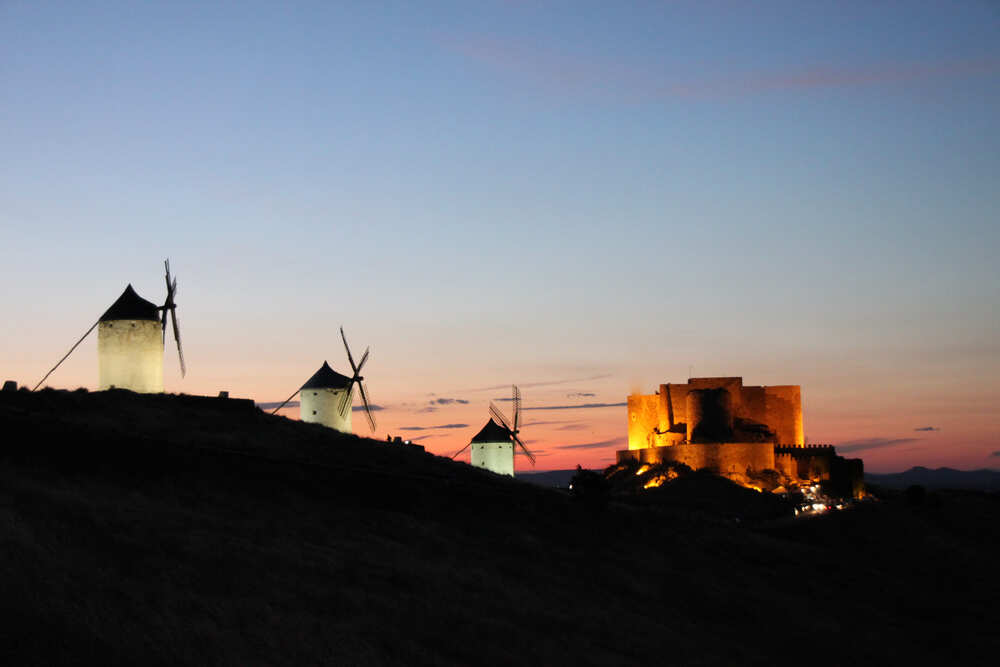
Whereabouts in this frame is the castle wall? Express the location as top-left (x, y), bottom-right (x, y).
top-left (627, 393), bottom-right (660, 450)
top-left (657, 385), bottom-right (672, 432)
top-left (774, 452), bottom-right (800, 482)
top-left (686, 388), bottom-right (734, 443)
top-left (688, 377), bottom-right (744, 414)
top-left (763, 386), bottom-right (803, 445)
top-left (774, 445), bottom-right (838, 483)
top-left (664, 383), bottom-right (689, 426)
top-left (741, 385), bottom-right (767, 422)
top-left (619, 442), bottom-right (775, 478)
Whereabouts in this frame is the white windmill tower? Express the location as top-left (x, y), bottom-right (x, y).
top-left (33, 260), bottom-right (186, 393)
top-left (453, 385), bottom-right (535, 477)
top-left (96, 284), bottom-right (164, 392)
top-left (270, 327), bottom-right (377, 435)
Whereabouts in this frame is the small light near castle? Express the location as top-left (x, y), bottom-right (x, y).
top-left (643, 475), bottom-right (666, 489)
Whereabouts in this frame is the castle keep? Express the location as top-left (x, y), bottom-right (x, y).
top-left (620, 377), bottom-right (863, 496)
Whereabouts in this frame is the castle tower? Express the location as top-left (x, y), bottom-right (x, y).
top-left (97, 284), bottom-right (163, 393)
top-left (469, 418), bottom-right (515, 477)
top-left (299, 361), bottom-right (354, 433)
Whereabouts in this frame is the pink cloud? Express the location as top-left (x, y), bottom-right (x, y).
top-left (665, 57), bottom-right (1000, 99)
top-left (440, 33), bottom-right (1000, 101)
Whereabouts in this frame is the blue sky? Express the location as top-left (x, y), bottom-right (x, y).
top-left (2, 1), bottom-right (998, 471)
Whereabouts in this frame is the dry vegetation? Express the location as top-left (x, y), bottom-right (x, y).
top-left (1, 389), bottom-right (998, 665)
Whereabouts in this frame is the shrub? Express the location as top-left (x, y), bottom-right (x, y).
top-left (905, 484), bottom-right (926, 506)
top-left (569, 465), bottom-right (610, 512)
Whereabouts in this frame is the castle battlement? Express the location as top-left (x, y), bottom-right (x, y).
top-left (775, 445), bottom-right (836, 453)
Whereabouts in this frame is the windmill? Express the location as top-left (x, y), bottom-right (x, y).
top-left (270, 326), bottom-right (377, 435)
top-left (33, 259), bottom-right (186, 393)
top-left (453, 385), bottom-right (534, 477)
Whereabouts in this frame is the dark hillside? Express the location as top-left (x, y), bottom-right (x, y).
top-left (1, 389), bottom-right (998, 665)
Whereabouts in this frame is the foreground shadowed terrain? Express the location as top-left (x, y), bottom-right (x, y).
top-left (2, 389), bottom-right (998, 665)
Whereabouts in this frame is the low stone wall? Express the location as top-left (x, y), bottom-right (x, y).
top-left (617, 442), bottom-right (775, 477)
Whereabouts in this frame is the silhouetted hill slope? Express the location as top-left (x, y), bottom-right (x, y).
top-left (867, 466), bottom-right (1000, 490)
top-left (2, 389), bottom-right (999, 665)
top-left (517, 469), bottom-right (576, 488)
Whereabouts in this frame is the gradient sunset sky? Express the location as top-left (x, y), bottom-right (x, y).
top-left (2, 1), bottom-right (997, 473)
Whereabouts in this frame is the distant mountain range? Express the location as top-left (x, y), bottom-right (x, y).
top-left (866, 467), bottom-right (1000, 491)
top-left (522, 466), bottom-right (1000, 492)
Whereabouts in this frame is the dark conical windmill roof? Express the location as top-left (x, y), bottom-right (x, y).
top-left (99, 284), bottom-right (161, 322)
top-left (471, 418), bottom-right (512, 444)
top-left (301, 361), bottom-right (353, 390)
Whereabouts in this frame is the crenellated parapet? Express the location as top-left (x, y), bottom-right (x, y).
top-left (775, 445), bottom-right (837, 454)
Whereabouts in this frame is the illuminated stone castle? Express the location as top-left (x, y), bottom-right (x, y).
top-left (620, 377), bottom-right (863, 496)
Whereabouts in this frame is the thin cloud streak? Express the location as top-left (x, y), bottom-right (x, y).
top-left (399, 423), bottom-right (469, 431)
top-left (555, 423), bottom-right (589, 431)
top-left (522, 402), bottom-right (626, 411)
top-left (837, 437), bottom-right (918, 454)
top-left (463, 374), bottom-right (613, 392)
top-left (521, 419), bottom-right (579, 427)
top-left (555, 437), bottom-right (626, 451)
top-left (444, 34), bottom-right (1000, 101)
top-left (653, 58), bottom-right (1000, 100)
top-left (429, 397), bottom-right (469, 405)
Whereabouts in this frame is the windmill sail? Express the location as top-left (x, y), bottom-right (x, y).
top-left (338, 327), bottom-right (376, 433)
top-left (160, 259), bottom-right (186, 377)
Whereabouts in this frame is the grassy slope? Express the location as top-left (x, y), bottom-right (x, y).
top-left (1, 389), bottom-right (998, 666)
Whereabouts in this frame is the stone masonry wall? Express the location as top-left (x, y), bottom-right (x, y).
top-left (618, 442), bottom-right (776, 479)
top-left (763, 385), bottom-right (803, 445)
top-left (627, 393), bottom-right (660, 450)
